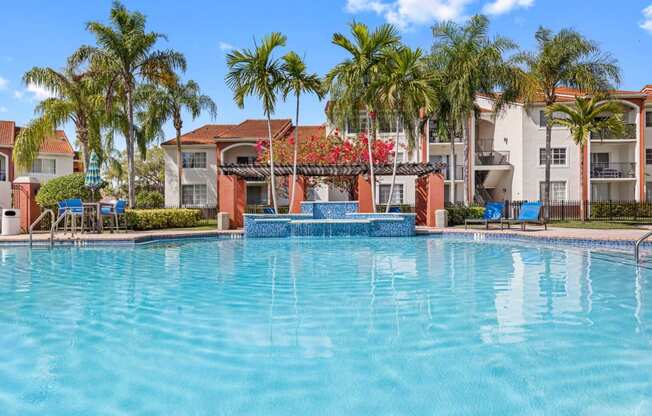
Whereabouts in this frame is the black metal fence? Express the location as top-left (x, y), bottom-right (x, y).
top-left (447, 200), bottom-right (652, 222)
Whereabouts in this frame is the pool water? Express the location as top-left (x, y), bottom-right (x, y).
top-left (1, 237), bottom-right (651, 415)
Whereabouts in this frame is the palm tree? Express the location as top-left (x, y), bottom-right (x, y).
top-left (226, 32), bottom-right (286, 213)
top-left (545, 96), bottom-right (624, 221)
top-left (373, 47), bottom-right (435, 212)
top-left (141, 78), bottom-right (217, 206)
top-left (430, 15), bottom-right (519, 204)
top-left (74, 1), bottom-right (186, 207)
top-left (325, 22), bottom-right (400, 212)
top-left (514, 27), bottom-right (620, 217)
top-left (281, 51), bottom-right (323, 211)
top-left (13, 63), bottom-right (102, 171)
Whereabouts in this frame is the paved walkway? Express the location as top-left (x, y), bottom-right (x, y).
top-left (418, 226), bottom-right (652, 242)
top-left (0, 228), bottom-right (242, 244)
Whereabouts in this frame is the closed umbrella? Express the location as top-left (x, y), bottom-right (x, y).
top-left (85, 151), bottom-right (102, 202)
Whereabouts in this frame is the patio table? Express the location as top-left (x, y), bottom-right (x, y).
top-left (83, 202), bottom-right (113, 233)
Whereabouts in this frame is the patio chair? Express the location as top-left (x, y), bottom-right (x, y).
top-left (101, 200), bottom-right (127, 232)
top-left (388, 206), bottom-right (402, 213)
top-left (263, 207), bottom-right (276, 214)
top-left (501, 202), bottom-right (547, 231)
top-left (465, 201), bottom-right (505, 229)
top-left (65, 198), bottom-right (89, 234)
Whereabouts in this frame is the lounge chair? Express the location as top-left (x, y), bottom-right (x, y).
top-left (465, 201), bottom-right (504, 229)
top-left (263, 207), bottom-right (276, 214)
top-left (388, 206), bottom-right (402, 213)
top-left (101, 200), bottom-right (127, 232)
top-left (501, 202), bottom-right (547, 230)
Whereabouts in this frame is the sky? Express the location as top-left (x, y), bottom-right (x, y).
top-left (1, 0), bottom-right (652, 150)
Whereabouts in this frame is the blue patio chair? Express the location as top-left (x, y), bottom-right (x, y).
top-left (55, 200), bottom-right (71, 233)
top-left (388, 206), bottom-right (402, 213)
top-left (65, 198), bottom-right (88, 233)
top-left (263, 207), bottom-right (276, 215)
top-left (501, 201), bottom-right (547, 231)
top-left (101, 200), bottom-right (127, 232)
top-left (465, 201), bottom-right (504, 230)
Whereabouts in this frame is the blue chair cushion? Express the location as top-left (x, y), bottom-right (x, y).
top-left (484, 202), bottom-right (504, 220)
top-left (518, 202), bottom-right (542, 221)
top-left (388, 206), bottom-right (402, 213)
top-left (263, 207), bottom-right (276, 214)
top-left (101, 207), bottom-right (113, 215)
top-left (114, 200), bottom-right (126, 214)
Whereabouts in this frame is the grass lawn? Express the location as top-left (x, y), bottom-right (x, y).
top-left (550, 221), bottom-right (648, 230)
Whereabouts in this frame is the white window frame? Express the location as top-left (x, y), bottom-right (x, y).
top-left (537, 109), bottom-right (569, 130)
top-left (181, 184), bottom-right (208, 206)
top-left (30, 158), bottom-right (56, 175)
top-left (0, 153), bottom-right (7, 182)
top-left (646, 111), bottom-right (652, 128)
top-left (539, 181), bottom-right (568, 202)
top-left (181, 152), bottom-right (207, 169)
top-left (378, 183), bottom-right (404, 205)
top-left (538, 146), bottom-right (568, 167)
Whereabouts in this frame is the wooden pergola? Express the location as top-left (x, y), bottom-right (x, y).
top-left (217, 163), bottom-right (446, 229)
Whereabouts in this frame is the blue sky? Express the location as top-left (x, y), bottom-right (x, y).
top-left (1, 0), bottom-right (651, 149)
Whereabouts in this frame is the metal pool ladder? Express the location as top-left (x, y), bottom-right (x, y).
top-left (29, 209), bottom-right (54, 247)
top-left (634, 230), bottom-right (652, 263)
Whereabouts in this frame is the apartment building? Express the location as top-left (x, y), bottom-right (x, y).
top-left (0, 120), bottom-right (76, 208)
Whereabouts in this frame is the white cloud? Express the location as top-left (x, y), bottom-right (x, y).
top-left (219, 41), bottom-right (235, 51)
top-left (483, 0), bottom-right (533, 15)
top-left (0, 106), bottom-right (7, 113)
top-left (345, 0), bottom-right (473, 28)
top-left (13, 90), bottom-right (23, 99)
top-left (0, 77), bottom-right (8, 90)
top-left (641, 5), bottom-right (652, 34)
top-left (25, 83), bottom-right (55, 101)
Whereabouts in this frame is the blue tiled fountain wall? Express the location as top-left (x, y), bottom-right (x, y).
top-left (244, 201), bottom-right (416, 238)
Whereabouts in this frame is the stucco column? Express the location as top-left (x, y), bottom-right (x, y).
top-left (289, 176), bottom-right (306, 214)
top-left (218, 174), bottom-right (246, 229)
top-left (357, 174), bottom-right (373, 213)
top-left (640, 103), bottom-right (646, 201)
top-left (416, 173), bottom-right (445, 227)
top-left (12, 176), bottom-right (41, 233)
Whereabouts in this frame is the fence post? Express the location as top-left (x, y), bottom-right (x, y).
top-left (609, 200), bottom-right (613, 221)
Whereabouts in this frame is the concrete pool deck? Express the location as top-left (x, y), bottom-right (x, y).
top-left (1, 226), bottom-right (652, 247)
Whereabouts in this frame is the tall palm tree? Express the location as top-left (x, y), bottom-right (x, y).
top-left (545, 96), bottom-right (624, 221)
top-left (430, 15), bottom-right (519, 204)
top-left (73, 1), bottom-right (186, 207)
top-left (281, 51), bottom-right (323, 210)
top-left (514, 27), bottom-right (620, 217)
top-left (13, 63), bottom-right (102, 171)
top-left (325, 22), bottom-right (400, 212)
top-left (226, 32), bottom-right (286, 213)
top-left (141, 78), bottom-right (217, 206)
top-left (373, 47), bottom-right (435, 212)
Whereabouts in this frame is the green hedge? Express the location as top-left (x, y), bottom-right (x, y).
top-left (135, 191), bottom-right (164, 209)
top-left (446, 205), bottom-right (484, 226)
top-left (591, 202), bottom-right (652, 220)
top-left (35, 173), bottom-right (95, 208)
top-left (125, 209), bottom-right (202, 230)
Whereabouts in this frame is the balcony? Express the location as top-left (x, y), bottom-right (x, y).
top-left (590, 123), bottom-right (636, 141)
top-left (475, 138), bottom-right (494, 152)
top-left (590, 162), bottom-right (636, 179)
top-left (429, 135), bottom-right (462, 144)
top-left (475, 151), bottom-right (510, 166)
top-left (441, 165), bottom-right (464, 181)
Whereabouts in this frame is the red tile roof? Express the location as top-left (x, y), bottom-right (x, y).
top-left (0, 121), bottom-right (74, 154)
top-left (162, 119), bottom-right (294, 145)
top-left (0, 121), bottom-right (15, 146)
top-left (282, 125), bottom-right (326, 140)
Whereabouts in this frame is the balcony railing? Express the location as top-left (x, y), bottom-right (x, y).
top-left (475, 151), bottom-right (510, 166)
top-left (590, 123), bottom-right (636, 141)
top-left (440, 165), bottom-right (464, 180)
top-left (590, 162), bottom-right (636, 178)
top-left (429, 135), bottom-right (463, 144)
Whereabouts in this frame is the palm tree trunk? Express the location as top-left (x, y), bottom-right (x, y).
top-left (126, 88), bottom-right (136, 209)
top-left (462, 119), bottom-right (469, 205)
top-left (266, 114), bottom-right (278, 213)
top-left (76, 125), bottom-right (90, 170)
top-left (366, 109), bottom-right (377, 213)
top-left (176, 127), bottom-right (183, 207)
top-left (289, 93), bottom-right (300, 211)
top-left (580, 143), bottom-right (586, 222)
top-left (385, 115), bottom-right (401, 213)
top-left (544, 123), bottom-right (552, 220)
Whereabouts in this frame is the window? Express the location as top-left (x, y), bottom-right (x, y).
top-left (246, 183), bottom-right (268, 205)
top-left (30, 158), bottom-right (56, 174)
top-left (539, 148), bottom-right (566, 166)
top-left (592, 183), bottom-right (610, 201)
top-left (0, 155), bottom-right (6, 181)
top-left (236, 156), bottom-right (257, 164)
top-left (378, 184), bottom-right (403, 205)
top-left (539, 181), bottom-right (567, 201)
top-left (347, 113), bottom-right (368, 135)
top-left (647, 112), bottom-right (652, 128)
top-left (181, 184), bottom-right (207, 206)
top-left (647, 183), bottom-right (652, 202)
top-left (646, 149), bottom-right (652, 165)
top-left (378, 114), bottom-right (404, 133)
top-left (395, 152), bottom-right (404, 163)
top-left (182, 152), bottom-right (206, 168)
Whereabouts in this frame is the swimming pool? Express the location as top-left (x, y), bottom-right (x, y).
top-left (1, 236), bottom-right (651, 415)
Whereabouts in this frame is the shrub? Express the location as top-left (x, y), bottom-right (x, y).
top-left (591, 202), bottom-right (652, 220)
top-left (36, 173), bottom-right (96, 208)
top-left (125, 209), bottom-right (202, 230)
top-left (446, 205), bottom-right (484, 226)
top-left (135, 191), bottom-right (164, 209)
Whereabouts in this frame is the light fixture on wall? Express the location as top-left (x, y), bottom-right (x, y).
top-left (504, 137), bottom-right (508, 144)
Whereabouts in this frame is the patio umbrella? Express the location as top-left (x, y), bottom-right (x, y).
top-left (85, 151), bottom-right (102, 202)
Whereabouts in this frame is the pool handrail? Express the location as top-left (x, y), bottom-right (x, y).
top-left (634, 230), bottom-right (652, 263)
top-left (29, 209), bottom-right (54, 247)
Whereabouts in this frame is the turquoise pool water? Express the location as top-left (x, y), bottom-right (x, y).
top-left (1, 237), bottom-right (651, 415)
